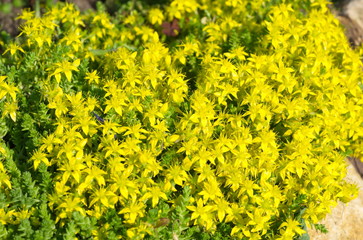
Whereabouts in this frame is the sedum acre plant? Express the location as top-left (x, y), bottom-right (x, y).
top-left (0, 0), bottom-right (362, 239)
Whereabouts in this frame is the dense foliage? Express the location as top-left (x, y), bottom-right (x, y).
top-left (0, 0), bottom-right (362, 239)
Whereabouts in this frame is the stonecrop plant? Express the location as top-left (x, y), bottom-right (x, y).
top-left (0, 0), bottom-right (362, 239)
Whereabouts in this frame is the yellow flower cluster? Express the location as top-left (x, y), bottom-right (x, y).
top-left (0, 76), bottom-right (18, 122)
top-left (0, 0), bottom-right (362, 239)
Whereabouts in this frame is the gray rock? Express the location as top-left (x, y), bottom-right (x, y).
top-left (340, 0), bottom-right (363, 46)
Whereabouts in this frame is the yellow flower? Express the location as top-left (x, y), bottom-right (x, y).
top-left (3, 43), bottom-right (25, 56)
top-left (2, 101), bottom-right (18, 122)
top-left (109, 166), bottom-right (139, 200)
top-left (83, 165), bottom-right (106, 187)
top-left (60, 28), bottom-right (82, 51)
top-left (0, 170), bottom-right (11, 189)
top-left (104, 92), bottom-right (127, 116)
top-left (17, 9), bottom-right (35, 21)
top-left (194, 162), bottom-right (215, 183)
top-left (101, 120), bottom-right (120, 136)
top-left (85, 70), bottom-right (100, 84)
top-left (246, 208), bottom-right (270, 234)
top-left (48, 59), bottom-right (80, 82)
top-left (89, 187), bottom-right (118, 208)
top-left (187, 198), bottom-right (215, 230)
top-left (134, 26), bottom-right (156, 42)
top-left (30, 149), bottom-right (50, 170)
top-left (140, 185), bottom-right (168, 207)
top-left (57, 196), bottom-right (85, 219)
top-left (124, 13), bottom-right (137, 25)
top-left (92, 12), bottom-right (113, 29)
top-left (278, 218), bottom-right (306, 239)
top-left (170, 0), bottom-right (199, 14)
top-left (148, 8), bottom-right (164, 25)
top-left (0, 209), bottom-right (15, 225)
top-left (224, 46), bottom-right (248, 61)
top-left (198, 177), bottom-right (223, 202)
top-left (58, 154), bottom-right (86, 183)
top-left (212, 198), bottom-right (230, 222)
top-left (13, 209), bottom-right (33, 223)
top-left (119, 198), bottom-right (145, 224)
top-left (120, 123), bottom-right (149, 140)
top-left (74, 114), bottom-right (98, 135)
top-left (166, 165), bottom-right (189, 186)
top-left (0, 76), bottom-right (19, 101)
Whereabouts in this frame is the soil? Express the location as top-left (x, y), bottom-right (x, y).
top-left (0, 0), bottom-right (22, 37)
top-left (0, 0), bottom-right (98, 37)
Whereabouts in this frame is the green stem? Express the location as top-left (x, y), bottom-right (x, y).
top-left (35, 0), bottom-right (40, 17)
top-left (131, 0), bottom-right (136, 11)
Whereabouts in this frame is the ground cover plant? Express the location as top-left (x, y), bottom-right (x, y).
top-left (0, 0), bottom-right (363, 239)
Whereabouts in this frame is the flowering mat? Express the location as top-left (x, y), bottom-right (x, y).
top-left (0, 1), bottom-right (363, 239)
